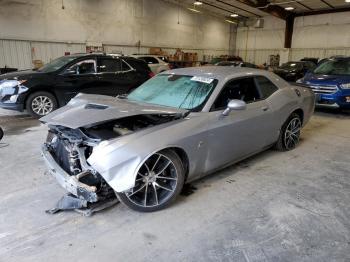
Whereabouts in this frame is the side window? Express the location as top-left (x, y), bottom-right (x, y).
top-left (125, 59), bottom-right (149, 72)
top-left (67, 59), bottom-right (96, 75)
top-left (140, 57), bottom-right (159, 64)
top-left (97, 58), bottom-right (121, 73)
top-left (255, 76), bottom-right (278, 99)
top-left (121, 60), bottom-right (133, 72)
top-left (211, 77), bottom-right (261, 111)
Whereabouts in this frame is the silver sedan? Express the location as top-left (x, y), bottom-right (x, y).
top-left (41, 67), bottom-right (315, 212)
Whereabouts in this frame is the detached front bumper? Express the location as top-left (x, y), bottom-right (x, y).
top-left (41, 144), bottom-right (99, 203)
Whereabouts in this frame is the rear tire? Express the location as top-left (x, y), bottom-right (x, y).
top-left (26, 91), bottom-right (58, 118)
top-left (117, 150), bottom-right (185, 212)
top-left (275, 113), bottom-right (302, 151)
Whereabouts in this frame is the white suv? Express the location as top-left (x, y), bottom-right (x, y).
top-left (132, 55), bottom-right (170, 74)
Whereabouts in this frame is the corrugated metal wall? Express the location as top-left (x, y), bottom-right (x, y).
top-left (0, 39), bottom-right (231, 70)
top-left (3, 38), bottom-right (349, 69)
top-left (290, 48), bottom-right (350, 61)
top-left (236, 48), bottom-right (350, 65)
top-left (0, 40), bottom-right (32, 69)
top-left (31, 42), bottom-right (85, 63)
top-left (0, 40), bottom-right (85, 70)
top-left (236, 49), bottom-right (281, 64)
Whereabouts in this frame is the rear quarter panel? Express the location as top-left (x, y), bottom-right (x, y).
top-left (269, 84), bottom-right (314, 130)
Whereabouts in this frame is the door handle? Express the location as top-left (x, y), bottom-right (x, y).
top-left (261, 106), bottom-right (269, 111)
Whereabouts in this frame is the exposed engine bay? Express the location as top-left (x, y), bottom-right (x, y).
top-left (82, 113), bottom-right (182, 140)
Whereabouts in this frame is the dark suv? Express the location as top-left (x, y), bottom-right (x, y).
top-left (0, 53), bottom-right (153, 117)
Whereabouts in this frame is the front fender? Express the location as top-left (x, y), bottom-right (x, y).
top-left (87, 143), bottom-right (142, 192)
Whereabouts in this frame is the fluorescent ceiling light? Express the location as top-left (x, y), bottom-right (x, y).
top-left (346, 0), bottom-right (350, 3)
top-left (225, 19), bottom-right (237, 24)
top-left (230, 13), bottom-right (239, 17)
top-left (285, 6), bottom-right (295, 10)
top-left (188, 7), bottom-right (201, 13)
top-left (194, 1), bottom-right (203, 5)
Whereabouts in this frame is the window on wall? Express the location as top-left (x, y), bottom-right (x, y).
top-left (255, 76), bottom-right (278, 99)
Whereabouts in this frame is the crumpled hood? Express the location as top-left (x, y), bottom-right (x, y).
top-left (40, 93), bottom-right (188, 129)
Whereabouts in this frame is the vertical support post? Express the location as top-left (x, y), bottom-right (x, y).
top-left (284, 15), bottom-right (295, 48)
top-left (228, 24), bottom-right (237, 56)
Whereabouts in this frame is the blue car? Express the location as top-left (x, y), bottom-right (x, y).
top-left (297, 57), bottom-right (350, 109)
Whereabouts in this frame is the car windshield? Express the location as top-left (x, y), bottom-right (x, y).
top-left (280, 62), bottom-right (302, 70)
top-left (127, 74), bottom-right (217, 110)
top-left (38, 56), bottom-right (79, 73)
top-left (313, 59), bottom-right (350, 75)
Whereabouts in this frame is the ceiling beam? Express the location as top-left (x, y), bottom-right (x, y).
top-left (215, 0), bottom-right (261, 17)
top-left (295, 6), bottom-right (350, 16)
top-left (296, 1), bottom-right (313, 11)
top-left (201, 1), bottom-right (249, 19)
top-left (320, 0), bottom-right (334, 9)
top-left (232, 0), bottom-right (292, 20)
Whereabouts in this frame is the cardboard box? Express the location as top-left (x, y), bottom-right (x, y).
top-left (149, 47), bottom-right (162, 55)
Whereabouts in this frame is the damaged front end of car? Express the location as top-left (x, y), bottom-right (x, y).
top-left (41, 97), bottom-right (187, 214)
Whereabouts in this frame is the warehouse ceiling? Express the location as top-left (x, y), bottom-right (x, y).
top-left (166, 0), bottom-right (350, 19)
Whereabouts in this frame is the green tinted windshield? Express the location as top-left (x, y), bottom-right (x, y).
top-left (38, 56), bottom-right (80, 73)
top-left (127, 74), bottom-right (217, 110)
top-left (313, 60), bottom-right (350, 75)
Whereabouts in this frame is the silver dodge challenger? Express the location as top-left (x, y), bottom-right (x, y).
top-left (41, 67), bottom-right (315, 212)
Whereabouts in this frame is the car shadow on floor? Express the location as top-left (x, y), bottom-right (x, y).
top-left (179, 148), bottom-right (278, 199)
top-left (0, 113), bottom-right (40, 136)
top-left (314, 107), bottom-right (350, 118)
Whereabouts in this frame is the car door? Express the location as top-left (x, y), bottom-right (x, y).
top-left (54, 58), bottom-right (99, 105)
top-left (96, 57), bottom-right (134, 96)
top-left (204, 77), bottom-right (275, 171)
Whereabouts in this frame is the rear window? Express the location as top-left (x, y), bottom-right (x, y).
top-left (140, 57), bottom-right (159, 64)
top-left (255, 76), bottom-right (278, 99)
top-left (125, 58), bottom-right (151, 72)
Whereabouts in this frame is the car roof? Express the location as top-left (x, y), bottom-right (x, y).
top-left (132, 54), bottom-right (161, 57)
top-left (67, 53), bottom-right (135, 59)
top-left (163, 66), bottom-right (274, 82)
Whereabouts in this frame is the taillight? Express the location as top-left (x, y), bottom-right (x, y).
top-left (148, 71), bottom-right (155, 78)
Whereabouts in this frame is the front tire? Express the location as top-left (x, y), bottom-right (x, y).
top-left (275, 113), bottom-right (302, 151)
top-left (117, 150), bottom-right (185, 212)
top-left (26, 91), bottom-right (58, 118)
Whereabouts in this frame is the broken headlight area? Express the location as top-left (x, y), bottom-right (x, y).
top-left (44, 125), bottom-right (115, 204)
top-left (42, 114), bottom-right (183, 214)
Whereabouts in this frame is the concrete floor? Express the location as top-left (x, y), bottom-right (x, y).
top-left (0, 108), bottom-right (349, 262)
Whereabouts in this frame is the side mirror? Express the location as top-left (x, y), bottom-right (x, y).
top-left (222, 99), bottom-right (246, 116)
